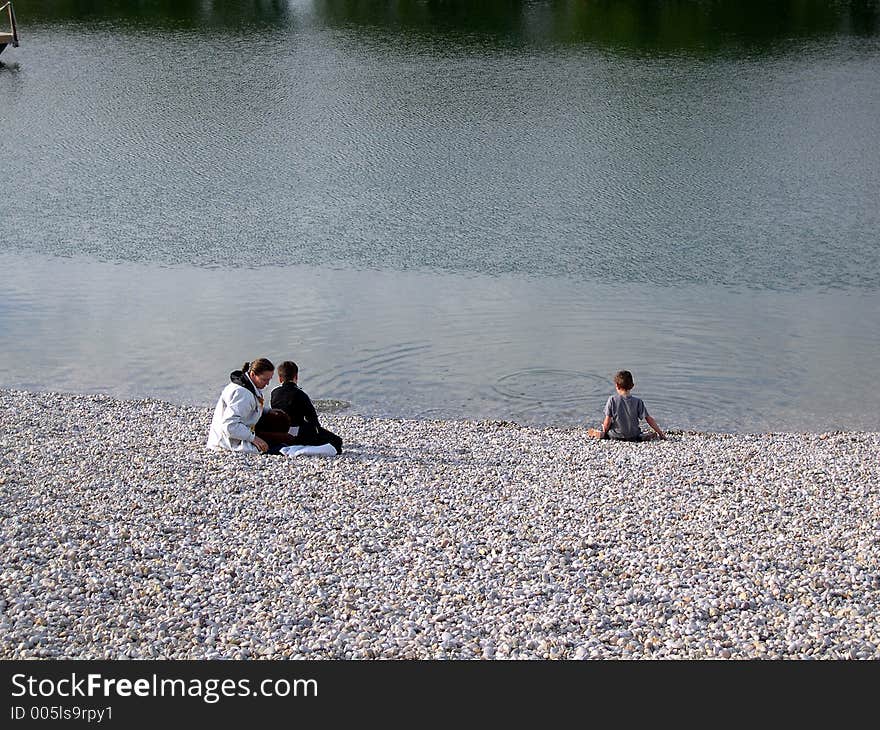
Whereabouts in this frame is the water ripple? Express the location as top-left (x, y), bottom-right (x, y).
top-left (3, 30), bottom-right (879, 291)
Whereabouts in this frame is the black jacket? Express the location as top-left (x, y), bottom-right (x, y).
top-left (270, 381), bottom-right (319, 429)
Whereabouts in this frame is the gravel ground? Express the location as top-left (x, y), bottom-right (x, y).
top-left (1, 388), bottom-right (878, 659)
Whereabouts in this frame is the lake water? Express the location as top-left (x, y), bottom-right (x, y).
top-left (1, 1), bottom-right (879, 432)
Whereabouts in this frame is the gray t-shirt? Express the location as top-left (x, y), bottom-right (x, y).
top-left (604, 394), bottom-right (648, 439)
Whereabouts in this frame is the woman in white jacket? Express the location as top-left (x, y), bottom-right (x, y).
top-left (206, 358), bottom-right (275, 453)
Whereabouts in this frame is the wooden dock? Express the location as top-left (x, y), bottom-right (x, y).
top-left (0, 1), bottom-right (19, 56)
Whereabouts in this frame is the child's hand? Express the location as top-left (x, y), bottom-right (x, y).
top-left (587, 427), bottom-right (603, 439)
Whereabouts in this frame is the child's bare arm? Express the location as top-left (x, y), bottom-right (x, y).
top-left (645, 415), bottom-right (666, 440)
top-left (588, 415), bottom-right (612, 439)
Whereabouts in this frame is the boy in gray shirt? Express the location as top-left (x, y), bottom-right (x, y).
top-left (588, 370), bottom-right (666, 441)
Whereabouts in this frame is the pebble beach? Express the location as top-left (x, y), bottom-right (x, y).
top-left (1, 388), bottom-right (878, 660)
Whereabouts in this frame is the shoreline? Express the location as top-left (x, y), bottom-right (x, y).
top-left (2, 388), bottom-right (878, 659)
top-left (0, 385), bottom-right (868, 437)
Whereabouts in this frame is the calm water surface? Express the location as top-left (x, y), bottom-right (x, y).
top-left (1, 1), bottom-right (879, 431)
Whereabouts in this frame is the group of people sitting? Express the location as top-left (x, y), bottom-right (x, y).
top-left (206, 357), bottom-right (343, 456)
top-left (207, 361), bottom-right (665, 456)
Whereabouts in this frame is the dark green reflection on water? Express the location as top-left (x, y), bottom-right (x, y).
top-left (315, 0), bottom-right (527, 39)
top-left (546, 0), bottom-right (880, 51)
top-left (21, 0), bottom-right (292, 30)
top-left (316, 0), bottom-right (879, 52)
top-left (21, 1), bottom-right (880, 48)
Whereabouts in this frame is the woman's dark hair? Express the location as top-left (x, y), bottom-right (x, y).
top-left (243, 357), bottom-right (274, 376)
top-left (277, 360), bottom-right (299, 382)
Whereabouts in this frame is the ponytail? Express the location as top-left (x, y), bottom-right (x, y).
top-left (248, 357), bottom-right (274, 376)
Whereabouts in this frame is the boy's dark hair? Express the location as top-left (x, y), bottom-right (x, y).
top-left (614, 370), bottom-right (634, 390)
top-left (255, 408), bottom-right (290, 433)
top-left (277, 360), bottom-right (299, 382)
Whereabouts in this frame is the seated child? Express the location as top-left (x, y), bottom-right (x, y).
top-left (587, 370), bottom-right (666, 441)
top-left (254, 408), bottom-right (297, 453)
top-left (270, 360), bottom-right (343, 454)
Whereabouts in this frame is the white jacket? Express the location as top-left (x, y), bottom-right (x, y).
top-left (206, 378), bottom-right (265, 453)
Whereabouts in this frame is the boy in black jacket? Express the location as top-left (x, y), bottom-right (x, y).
top-left (270, 360), bottom-right (343, 454)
